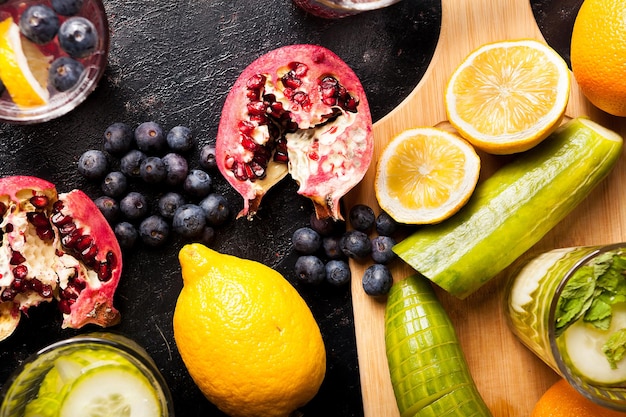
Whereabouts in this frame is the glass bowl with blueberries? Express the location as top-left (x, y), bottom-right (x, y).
top-left (0, 0), bottom-right (109, 124)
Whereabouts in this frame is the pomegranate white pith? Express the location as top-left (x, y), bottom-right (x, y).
top-left (0, 176), bottom-right (122, 341)
top-left (216, 44), bottom-right (373, 221)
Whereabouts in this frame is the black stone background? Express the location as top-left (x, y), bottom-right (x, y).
top-left (0, 1), bottom-right (583, 415)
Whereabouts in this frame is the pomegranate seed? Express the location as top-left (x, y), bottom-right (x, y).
top-left (29, 195), bottom-right (49, 209)
top-left (28, 278), bottom-right (43, 293)
top-left (282, 74), bottom-right (302, 90)
top-left (12, 276), bottom-right (25, 292)
top-left (61, 229), bottom-right (82, 249)
top-left (52, 200), bottom-right (64, 211)
top-left (1, 288), bottom-right (16, 302)
top-left (274, 151), bottom-right (289, 163)
top-left (309, 151), bottom-right (320, 161)
top-left (241, 136), bottom-right (259, 152)
top-left (81, 245), bottom-right (99, 263)
top-left (246, 89), bottom-right (260, 101)
top-left (36, 226), bottom-right (55, 241)
top-left (58, 299), bottom-right (74, 315)
top-left (283, 87), bottom-right (295, 99)
top-left (5, 223), bottom-right (13, 233)
top-left (249, 161), bottom-right (266, 179)
top-left (97, 261), bottom-right (112, 282)
top-left (40, 284), bottom-right (53, 298)
top-left (247, 101), bottom-right (266, 116)
top-left (322, 97), bottom-right (337, 106)
top-left (12, 265), bottom-right (28, 280)
top-left (106, 251), bottom-right (117, 269)
top-left (238, 120), bottom-right (256, 135)
top-left (0, 202), bottom-right (7, 217)
top-left (232, 161), bottom-right (248, 181)
top-left (246, 74), bottom-right (266, 90)
top-left (293, 62), bottom-right (308, 77)
top-left (225, 155), bottom-right (235, 170)
top-left (57, 222), bottom-right (77, 236)
top-left (292, 91), bottom-right (309, 104)
top-left (26, 212), bottom-right (50, 228)
top-left (75, 235), bottom-right (94, 252)
top-left (10, 251), bottom-right (25, 265)
top-left (50, 212), bottom-right (73, 227)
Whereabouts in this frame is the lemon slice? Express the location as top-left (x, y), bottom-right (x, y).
top-left (0, 17), bottom-right (50, 108)
top-left (374, 127), bottom-right (480, 225)
top-left (445, 39), bottom-right (570, 155)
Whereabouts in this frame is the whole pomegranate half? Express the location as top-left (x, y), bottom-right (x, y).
top-left (0, 176), bottom-right (122, 341)
top-left (216, 44), bottom-right (373, 221)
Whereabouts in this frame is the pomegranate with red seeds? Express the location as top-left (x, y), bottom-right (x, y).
top-left (216, 44), bottom-right (373, 221)
top-left (0, 176), bottom-right (122, 341)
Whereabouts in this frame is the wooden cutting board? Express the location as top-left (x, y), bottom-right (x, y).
top-left (346, 0), bottom-right (626, 416)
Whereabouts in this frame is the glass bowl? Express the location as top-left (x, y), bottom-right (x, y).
top-left (0, 332), bottom-right (174, 417)
top-left (0, 0), bottom-right (109, 124)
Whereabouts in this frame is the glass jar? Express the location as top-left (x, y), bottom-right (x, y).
top-left (506, 243), bottom-right (626, 411)
top-left (0, 332), bottom-right (174, 417)
top-left (292, 0), bottom-right (402, 19)
top-left (0, 0), bottom-right (109, 124)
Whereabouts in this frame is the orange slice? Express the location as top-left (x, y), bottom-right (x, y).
top-left (445, 39), bottom-right (570, 155)
top-left (374, 127), bottom-right (480, 225)
top-left (0, 17), bottom-right (50, 108)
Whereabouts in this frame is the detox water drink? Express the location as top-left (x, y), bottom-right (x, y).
top-left (506, 243), bottom-right (626, 411)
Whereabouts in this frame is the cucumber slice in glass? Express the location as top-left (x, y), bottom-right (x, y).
top-left (58, 364), bottom-right (161, 417)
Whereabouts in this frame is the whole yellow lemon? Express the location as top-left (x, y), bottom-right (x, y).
top-left (173, 244), bottom-right (326, 417)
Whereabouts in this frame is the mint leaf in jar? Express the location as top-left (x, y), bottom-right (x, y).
top-left (602, 329), bottom-right (626, 369)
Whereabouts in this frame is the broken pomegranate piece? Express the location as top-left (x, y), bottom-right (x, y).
top-left (216, 44), bottom-right (373, 221)
top-left (0, 176), bottom-right (122, 341)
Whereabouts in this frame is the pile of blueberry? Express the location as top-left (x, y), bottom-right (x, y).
top-left (291, 204), bottom-right (402, 297)
top-left (11, 0), bottom-right (98, 93)
top-left (77, 121), bottom-right (225, 250)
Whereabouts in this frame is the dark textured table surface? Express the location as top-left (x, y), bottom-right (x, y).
top-left (0, 1), bottom-right (582, 415)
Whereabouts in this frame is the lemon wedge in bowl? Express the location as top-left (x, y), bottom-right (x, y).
top-left (0, 17), bottom-right (50, 108)
top-left (375, 127), bottom-right (480, 225)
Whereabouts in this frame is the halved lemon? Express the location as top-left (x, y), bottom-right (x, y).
top-left (374, 127), bottom-right (480, 225)
top-left (445, 39), bottom-right (570, 155)
top-left (0, 17), bottom-right (50, 108)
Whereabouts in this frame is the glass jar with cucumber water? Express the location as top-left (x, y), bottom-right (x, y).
top-left (0, 332), bottom-right (173, 417)
top-left (506, 243), bottom-right (626, 411)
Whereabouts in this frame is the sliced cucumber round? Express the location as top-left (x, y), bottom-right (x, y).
top-left (58, 364), bottom-right (161, 417)
top-left (561, 303), bottom-right (626, 384)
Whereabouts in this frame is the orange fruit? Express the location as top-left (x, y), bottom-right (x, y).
top-left (445, 39), bottom-right (570, 154)
top-left (531, 379), bottom-right (626, 417)
top-left (571, 0), bottom-right (626, 117)
top-left (0, 17), bottom-right (50, 108)
top-left (173, 243), bottom-right (326, 417)
top-left (374, 127), bottom-right (480, 225)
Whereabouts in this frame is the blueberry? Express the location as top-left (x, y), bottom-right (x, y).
top-left (58, 17), bottom-right (98, 58)
top-left (322, 235), bottom-right (345, 260)
top-left (362, 264), bottom-right (393, 296)
top-left (370, 235), bottom-right (397, 264)
top-left (162, 153), bottom-right (189, 186)
top-left (104, 122), bottom-right (134, 154)
top-left (291, 227), bottom-right (321, 255)
top-left (158, 192), bottom-right (185, 219)
top-left (166, 126), bottom-right (194, 152)
top-left (114, 221), bottom-right (138, 250)
top-left (94, 196), bottom-right (119, 224)
top-left (19, 5), bottom-right (59, 44)
top-left (120, 192), bottom-right (149, 221)
top-left (184, 169), bottom-right (212, 198)
top-left (309, 213), bottom-right (343, 236)
top-left (375, 211), bottom-right (399, 236)
top-left (199, 193), bottom-right (230, 226)
top-left (172, 204), bottom-right (206, 238)
top-left (295, 255), bottom-right (326, 285)
top-left (101, 172), bottom-right (127, 198)
top-left (325, 260), bottom-right (351, 286)
top-left (48, 57), bottom-right (84, 92)
top-left (140, 156), bottom-right (166, 184)
top-left (139, 215), bottom-right (170, 247)
top-left (340, 230), bottom-right (371, 259)
top-left (77, 149), bottom-right (108, 180)
top-left (199, 144), bottom-right (217, 171)
top-left (120, 150), bottom-right (147, 178)
top-left (51, 0), bottom-right (84, 16)
top-left (200, 226), bottom-right (216, 246)
top-left (349, 204), bottom-right (375, 233)
top-left (135, 121), bottom-right (166, 154)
